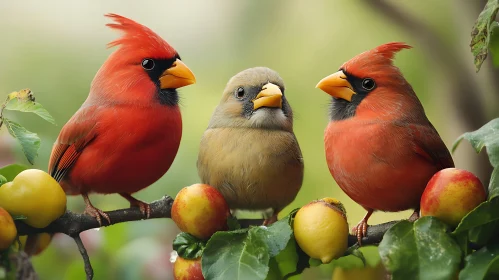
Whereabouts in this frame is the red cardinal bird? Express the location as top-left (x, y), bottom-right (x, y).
top-left (316, 42), bottom-right (454, 243)
top-left (48, 14), bottom-right (196, 224)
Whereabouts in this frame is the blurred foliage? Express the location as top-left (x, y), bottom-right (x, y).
top-left (0, 1), bottom-right (496, 279)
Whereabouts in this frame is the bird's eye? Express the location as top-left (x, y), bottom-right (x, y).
top-left (362, 78), bottom-right (375, 91)
top-left (235, 87), bottom-right (245, 99)
top-left (141, 59), bottom-right (155, 70)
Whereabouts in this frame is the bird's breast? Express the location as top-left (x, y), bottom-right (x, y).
top-left (69, 105), bottom-right (182, 194)
top-left (197, 127), bottom-right (304, 211)
top-left (324, 120), bottom-right (439, 211)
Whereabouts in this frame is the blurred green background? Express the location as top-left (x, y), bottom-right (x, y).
top-left (0, 1), bottom-right (497, 279)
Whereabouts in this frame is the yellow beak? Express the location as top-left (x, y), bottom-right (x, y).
top-left (253, 83), bottom-right (283, 110)
top-left (316, 70), bottom-right (355, 101)
top-left (159, 59), bottom-right (196, 89)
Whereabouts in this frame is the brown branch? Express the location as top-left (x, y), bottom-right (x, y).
top-left (14, 194), bottom-right (398, 279)
top-left (17, 194), bottom-right (395, 246)
top-left (73, 235), bottom-right (93, 280)
top-left (16, 195), bottom-right (174, 236)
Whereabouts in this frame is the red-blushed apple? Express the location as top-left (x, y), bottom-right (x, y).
top-left (171, 184), bottom-right (230, 240)
top-left (420, 168), bottom-right (487, 227)
top-left (173, 256), bottom-right (204, 280)
top-left (0, 206), bottom-right (17, 250)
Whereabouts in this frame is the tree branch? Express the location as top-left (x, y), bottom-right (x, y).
top-left (73, 235), bottom-right (93, 280)
top-left (17, 194), bottom-right (395, 247)
top-left (14, 194), bottom-right (398, 280)
top-left (16, 195), bottom-right (174, 236)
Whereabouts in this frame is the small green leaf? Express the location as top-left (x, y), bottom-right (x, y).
top-left (3, 118), bottom-right (40, 164)
top-left (172, 232), bottom-right (205, 260)
top-left (379, 217), bottom-right (461, 280)
top-left (453, 198), bottom-right (499, 234)
top-left (350, 249), bottom-right (366, 267)
top-left (10, 215), bottom-right (27, 221)
top-left (468, 220), bottom-right (499, 246)
top-left (460, 242), bottom-right (499, 280)
top-left (5, 98), bottom-right (56, 125)
top-left (227, 215), bottom-right (241, 230)
top-left (453, 118), bottom-right (499, 198)
top-left (274, 236), bottom-right (300, 279)
top-left (490, 167), bottom-right (499, 199)
top-left (0, 164), bottom-right (28, 181)
top-left (254, 218), bottom-right (292, 257)
top-left (470, 0), bottom-right (499, 72)
top-left (0, 175), bottom-right (6, 185)
top-left (202, 229), bottom-right (270, 280)
top-left (489, 22), bottom-right (499, 66)
top-left (455, 231), bottom-right (470, 256)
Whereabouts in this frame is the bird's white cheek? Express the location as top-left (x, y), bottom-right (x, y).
top-left (249, 109), bottom-right (288, 128)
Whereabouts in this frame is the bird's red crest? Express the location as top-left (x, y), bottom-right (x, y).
top-left (341, 42), bottom-right (412, 79)
top-left (374, 42), bottom-right (412, 60)
top-left (105, 13), bottom-right (177, 58)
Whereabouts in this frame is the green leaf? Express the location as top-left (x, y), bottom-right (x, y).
top-left (460, 243), bottom-right (499, 280)
top-left (202, 229), bottom-right (270, 280)
top-left (453, 198), bottom-right (499, 234)
top-left (5, 98), bottom-right (56, 125)
top-left (227, 215), bottom-right (241, 230)
top-left (255, 218), bottom-right (292, 257)
top-left (274, 236), bottom-right (300, 279)
top-left (453, 118), bottom-right (499, 198)
top-left (490, 22), bottom-right (499, 66)
top-left (10, 215), bottom-right (27, 221)
top-left (455, 231), bottom-right (470, 256)
top-left (379, 217), bottom-right (461, 280)
top-left (172, 232), bottom-right (206, 260)
top-left (468, 220), bottom-right (499, 246)
top-left (470, 0), bottom-right (499, 72)
top-left (490, 167), bottom-right (499, 199)
top-left (0, 164), bottom-right (28, 181)
top-left (265, 258), bottom-right (281, 280)
top-left (0, 175), bottom-right (6, 185)
top-left (452, 118), bottom-right (499, 166)
top-left (3, 118), bottom-right (40, 164)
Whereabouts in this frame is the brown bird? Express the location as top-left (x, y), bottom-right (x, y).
top-left (316, 42), bottom-right (454, 243)
top-left (197, 67), bottom-right (304, 224)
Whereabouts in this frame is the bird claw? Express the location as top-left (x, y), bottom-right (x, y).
top-left (130, 200), bottom-right (151, 219)
top-left (263, 215), bottom-right (278, 226)
top-left (408, 210), bottom-right (420, 222)
top-left (84, 204), bottom-right (111, 226)
top-left (352, 219), bottom-right (369, 246)
top-left (120, 193), bottom-right (151, 219)
top-left (262, 208), bottom-right (279, 226)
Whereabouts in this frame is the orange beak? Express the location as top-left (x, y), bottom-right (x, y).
top-left (159, 59), bottom-right (196, 89)
top-left (316, 70), bottom-right (356, 101)
top-left (252, 83), bottom-right (283, 110)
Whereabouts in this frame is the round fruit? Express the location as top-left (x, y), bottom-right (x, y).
top-left (0, 169), bottom-right (67, 228)
top-left (421, 168), bottom-right (486, 227)
top-left (173, 256), bottom-right (204, 280)
top-left (171, 184), bottom-right (230, 240)
top-left (17, 233), bottom-right (53, 256)
top-left (0, 206), bottom-right (17, 250)
top-left (294, 198), bottom-right (349, 263)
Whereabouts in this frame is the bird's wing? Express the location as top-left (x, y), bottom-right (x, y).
top-left (48, 105), bottom-right (99, 182)
top-left (401, 121), bottom-right (455, 170)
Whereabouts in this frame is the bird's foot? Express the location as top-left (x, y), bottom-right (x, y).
top-left (408, 209), bottom-right (420, 222)
top-left (352, 210), bottom-right (373, 246)
top-left (352, 220), bottom-right (369, 246)
top-left (120, 193), bottom-right (151, 219)
top-left (262, 208), bottom-right (279, 226)
top-left (263, 214), bottom-right (278, 226)
top-left (83, 201), bottom-right (111, 226)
